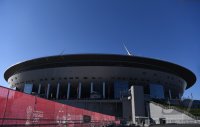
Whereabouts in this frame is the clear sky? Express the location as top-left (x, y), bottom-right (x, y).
top-left (0, 0), bottom-right (200, 99)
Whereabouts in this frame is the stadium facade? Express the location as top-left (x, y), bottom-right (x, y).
top-left (4, 54), bottom-right (196, 124)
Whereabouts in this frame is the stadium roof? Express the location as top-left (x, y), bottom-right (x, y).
top-left (4, 54), bottom-right (196, 89)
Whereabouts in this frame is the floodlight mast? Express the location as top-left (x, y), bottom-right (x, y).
top-left (123, 43), bottom-right (132, 56)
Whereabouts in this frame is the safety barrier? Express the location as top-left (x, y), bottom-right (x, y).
top-left (0, 86), bottom-right (116, 126)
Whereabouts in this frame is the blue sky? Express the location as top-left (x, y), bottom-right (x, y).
top-left (0, 0), bottom-right (200, 99)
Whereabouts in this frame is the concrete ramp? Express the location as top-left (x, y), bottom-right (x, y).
top-left (149, 101), bottom-right (200, 124)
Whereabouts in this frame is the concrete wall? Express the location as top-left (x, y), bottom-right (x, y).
top-left (122, 98), bottom-right (132, 120)
top-left (134, 85), bottom-right (145, 116)
top-left (149, 102), bottom-right (195, 124)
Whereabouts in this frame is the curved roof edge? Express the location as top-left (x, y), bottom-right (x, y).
top-left (4, 54), bottom-right (196, 89)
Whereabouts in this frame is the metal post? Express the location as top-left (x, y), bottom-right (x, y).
top-left (67, 82), bottom-right (70, 100)
top-left (47, 83), bottom-right (50, 99)
top-left (38, 84), bottom-right (41, 94)
top-left (90, 82), bottom-right (93, 93)
top-left (78, 82), bottom-right (82, 99)
top-left (56, 83), bottom-right (60, 99)
top-left (103, 82), bottom-right (105, 99)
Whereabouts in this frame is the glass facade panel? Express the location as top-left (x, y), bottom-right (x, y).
top-left (150, 84), bottom-right (164, 99)
top-left (23, 84), bottom-right (33, 94)
top-left (114, 81), bottom-right (129, 99)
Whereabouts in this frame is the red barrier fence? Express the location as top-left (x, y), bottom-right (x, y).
top-left (0, 86), bottom-right (116, 126)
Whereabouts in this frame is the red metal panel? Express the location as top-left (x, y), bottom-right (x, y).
top-left (3, 90), bottom-right (35, 125)
top-left (54, 103), bottom-right (67, 125)
top-left (0, 88), bottom-right (9, 125)
top-left (0, 86), bottom-right (116, 126)
top-left (34, 97), bottom-right (55, 125)
top-left (67, 105), bottom-right (79, 122)
top-left (73, 107), bottom-right (83, 122)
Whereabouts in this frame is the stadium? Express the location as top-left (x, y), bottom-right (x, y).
top-left (2, 54), bottom-right (198, 126)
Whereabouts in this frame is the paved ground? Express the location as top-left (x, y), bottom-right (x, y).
top-left (149, 124), bottom-right (200, 127)
top-left (116, 124), bottom-right (200, 127)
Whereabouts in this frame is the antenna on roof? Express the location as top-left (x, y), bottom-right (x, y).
top-left (59, 49), bottom-right (66, 60)
top-left (123, 43), bottom-right (132, 56)
top-left (59, 49), bottom-right (65, 56)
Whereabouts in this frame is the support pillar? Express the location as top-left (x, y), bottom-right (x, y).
top-left (130, 86), bottom-right (136, 124)
top-left (78, 82), bottom-right (81, 99)
top-left (38, 84), bottom-right (41, 95)
top-left (169, 89), bottom-right (172, 100)
top-left (179, 93), bottom-right (182, 99)
top-left (56, 83), bottom-right (60, 99)
top-left (103, 82), bottom-right (105, 99)
top-left (47, 83), bottom-right (50, 99)
top-left (90, 82), bottom-right (93, 93)
top-left (67, 82), bottom-right (70, 100)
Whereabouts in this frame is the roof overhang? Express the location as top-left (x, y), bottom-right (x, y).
top-left (4, 54), bottom-right (196, 89)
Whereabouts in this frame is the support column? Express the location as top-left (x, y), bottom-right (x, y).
top-left (56, 83), bottom-right (60, 99)
top-left (103, 82), bottom-right (105, 99)
top-left (90, 82), bottom-right (93, 93)
top-left (38, 84), bottom-right (41, 94)
top-left (67, 82), bottom-right (70, 100)
top-left (78, 82), bottom-right (81, 99)
top-left (179, 93), bottom-right (182, 99)
top-left (169, 89), bottom-right (172, 100)
top-left (47, 83), bottom-right (50, 99)
top-left (130, 86), bottom-right (136, 124)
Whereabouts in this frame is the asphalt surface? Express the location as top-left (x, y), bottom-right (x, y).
top-left (149, 124), bottom-right (200, 127)
top-left (116, 124), bottom-right (200, 127)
